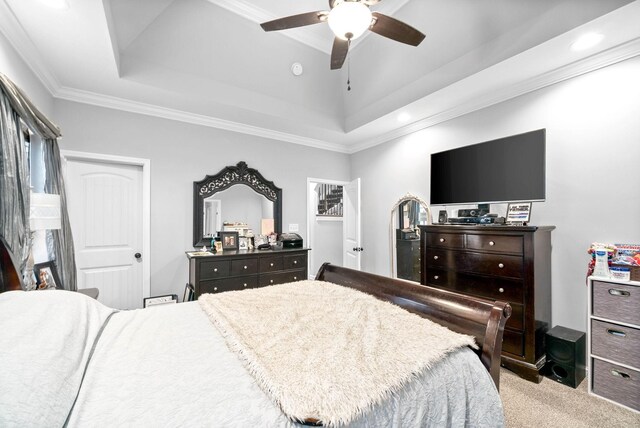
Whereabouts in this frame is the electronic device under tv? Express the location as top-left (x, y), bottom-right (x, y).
top-left (430, 129), bottom-right (546, 206)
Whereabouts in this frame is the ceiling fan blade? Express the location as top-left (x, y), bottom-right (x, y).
top-left (260, 11), bottom-right (326, 32)
top-left (330, 38), bottom-right (349, 70)
top-left (369, 12), bottom-right (425, 46)
top-left (329, 0), bottom-right (336, 9)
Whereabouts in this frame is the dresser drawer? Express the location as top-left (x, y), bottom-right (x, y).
top-left (591, 320), bottom-right (640, 369)
top-left (592, 358), bottom-right (640, 412)
top-left (426, 249), bottom-right (523, 279)
top-left (199, 260), bottom-right (230, 280)
top-left (592, 281), bottom-right (640, 325)
top-left (260, 256), bottom-right (283, 273)
top-left (425, 269), bottom-right (524, 303)
top-left (425, 233), bottom-right (464, 249)
top-left (259, 270), bottom-right (305, 287)
top-left (466, 234), bottom-right (523, 255)
top-left (283, 253), bottom-right (306, 270)
top-left (502, 329), bottom-right (524, 356)
top-left (230, 258), bottom-right (258, 276)
top-left (200, 275), bottom-right (258, 294)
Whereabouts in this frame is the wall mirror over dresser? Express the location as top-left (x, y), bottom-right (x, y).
top-left (188, 161), bottom-right (308, 299)
top-left (390, 194), bottom-right (431, 282)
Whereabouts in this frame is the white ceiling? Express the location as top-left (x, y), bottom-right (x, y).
top-left (1, 0), bottom-right (639, 153)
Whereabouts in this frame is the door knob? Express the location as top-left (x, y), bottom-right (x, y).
top-left (134, 253), bottom-right (141, 259)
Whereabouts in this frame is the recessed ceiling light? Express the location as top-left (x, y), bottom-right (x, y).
top-left (570, 32), bottom-right (604, 51)
top-left (398, 112), bottom-right (411, 123)
top-left (38, 0), bottom-right (70, 10)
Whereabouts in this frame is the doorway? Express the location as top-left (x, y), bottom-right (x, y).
top-left (62, 151), bottom-right (150, 309)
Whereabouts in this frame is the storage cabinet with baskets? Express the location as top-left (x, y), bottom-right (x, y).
top-left (587, 277), bottom-right (640, 412)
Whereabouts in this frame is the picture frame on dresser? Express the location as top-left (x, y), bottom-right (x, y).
top-left (506, 202), bottom-right (532, 225)
top-left (219, 231), bottom-right (239, 251)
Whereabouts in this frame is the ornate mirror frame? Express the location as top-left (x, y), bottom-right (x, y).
top-left (389, 193), bottom-right (431, 280)
top-left (193, 161), bottom-right (282, 247)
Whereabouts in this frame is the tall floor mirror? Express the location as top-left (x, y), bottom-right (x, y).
top-left (390, 194), bottom-right (431, 281)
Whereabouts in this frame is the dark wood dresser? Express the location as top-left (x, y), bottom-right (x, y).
top-left (418, 224), bottom-right (554, 382)
top-left (187, 248), bottom-right (309, 298)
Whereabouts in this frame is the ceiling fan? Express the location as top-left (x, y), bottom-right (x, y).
top-left (260, 0), bottom-right (425, 70)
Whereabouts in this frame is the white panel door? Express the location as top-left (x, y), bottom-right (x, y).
top-left (343, 178), bottom-right (362, 270)
top-left (66, 159), bottom-right (143, 309)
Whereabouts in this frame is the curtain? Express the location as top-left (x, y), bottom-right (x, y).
top-left (0, 87), bottom-right (31, 284)
top-left (43, 139), bottom-right (77, 291)
top-left (0, 72), bottom-right (71, 290)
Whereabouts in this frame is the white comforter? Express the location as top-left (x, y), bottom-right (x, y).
top-left (0, 289), bottom-right (504, 427)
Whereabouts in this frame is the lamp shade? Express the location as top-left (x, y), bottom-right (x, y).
top-left (328, 1), bottom-right (372, 40)
top-left (30, 193), bottom-right (61, 230)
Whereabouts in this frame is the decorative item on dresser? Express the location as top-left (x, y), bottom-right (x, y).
top-left (418, 224), bottom-right (555, 382)
top-left (187, 248), bottom-right (309, 298)
top-left (587, 276), bottom-right (640, 412)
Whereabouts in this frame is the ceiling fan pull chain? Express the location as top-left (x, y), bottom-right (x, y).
top-left (347, 39), bottom-right (352, 91)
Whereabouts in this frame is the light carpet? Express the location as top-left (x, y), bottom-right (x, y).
top-left (199, 280), bottom-right (477, 426)
top-left (500, 369), bottom-right (640, 427)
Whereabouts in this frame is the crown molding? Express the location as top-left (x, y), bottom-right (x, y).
top-left (54, 86), bottom-right (349, 153)
top-left (347, 36), bottom-right (640, 154)
top-left (0, 0), bottom-right (60, 95)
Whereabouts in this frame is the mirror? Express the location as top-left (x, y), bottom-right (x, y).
top-left (389, 194), bottom-right (431, 282)
top-left (193, 162), bottom-right (282, 247)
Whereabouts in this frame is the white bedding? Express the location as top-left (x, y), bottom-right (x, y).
top-left (0, 289), bottom-right (504, 427)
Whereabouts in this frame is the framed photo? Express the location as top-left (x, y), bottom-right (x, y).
top-left (183, 283), bottom-right (195, 303)
top-left (34, 261), bottom-right (62, 290)
top-left (239, 236), bottom-right (249, 250)
top-left (254, 234), bottom-right (268, 247)
top-left (219, 231), bottom-right (239, 251)
top-left (506, 202), bottom-right (532, 225)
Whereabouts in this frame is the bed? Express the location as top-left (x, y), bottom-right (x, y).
top-left (0, 261), bottom-right (511, 427)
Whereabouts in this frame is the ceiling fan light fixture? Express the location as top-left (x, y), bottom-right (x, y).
top-left (328, 1), bottom-right (372, 41)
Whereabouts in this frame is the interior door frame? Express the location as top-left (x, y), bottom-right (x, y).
top-left (61, 150), bottom-right (151, 299)
top-left (306, 177), bottom-right (350, 278)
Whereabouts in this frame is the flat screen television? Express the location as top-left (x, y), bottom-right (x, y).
top-left (430, 129), bottom-right (545, 205)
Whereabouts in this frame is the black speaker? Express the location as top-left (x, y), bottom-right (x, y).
top-left (544, 325), bottom-right (586, 388)
top-left (438, 210), bottom-right (448, 223)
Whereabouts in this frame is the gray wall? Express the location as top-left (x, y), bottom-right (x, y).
top-left (351, 55), bottom-right (640, 332)
top-left (53, 100), bottom-right (351, 297)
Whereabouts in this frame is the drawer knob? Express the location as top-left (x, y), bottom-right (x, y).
top-left (611, 369), bottom-right (631, 379)
top-left (498, 263), bottom-right (504, 269)
top-left (439, 238), bottom-right (446, 243)
top-left (213, 287), bottom-right (218, 291)
top-left (608, 289), bottom-right (630, 297)
top-left (270, 279), bottom-right (274, 284)
top-left (434, 275), bottom-right (439, 280)
top-left (244, 265), bottom-right (248, 269)
top-left (433, 255), bottom-right (439, 260)
top-left (499, 288), bottom-right (504, 293)
top-left (270, 263), bottom-right (274, 267)
top-left (607, 329), bottom-right (626, 338)
top-left (213, 268), bottom-right (218, 272)
top-left (243, 283), bottom-right (247, 287)
top-left (489, 241), bottom-right (495, 246)
top-left (294, 260), bottom-right (298, 264)
top-left (294, 276), bottom-right (297, 280)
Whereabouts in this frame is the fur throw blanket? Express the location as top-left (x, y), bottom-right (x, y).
top-left (198, 280), bottom-right (477, 426)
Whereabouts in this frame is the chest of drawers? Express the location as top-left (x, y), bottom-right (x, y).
top-left (587, 277), bottom-right (640, 412)
top-left (419, 224), bottom-right (554, 382)
top-left (187, 248), bottom-right (309, 297)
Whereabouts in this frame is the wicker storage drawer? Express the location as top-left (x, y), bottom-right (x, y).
top-left (259, 256), bottom-right (283, 273)
top-left (592, 358), bottom-right (640, 411)
top-left (466, 234), bottom-right (523, 255)
top-left (425, 233), bottom-right (464, 249)
top-left (592, 281), bottom-right (640, 325)
top-left (591, 320), bottom-right (640, 369)
top-left (230, 258), bottom-right (259, 276)
top-left (199, 260), bottom-right (230, 280)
